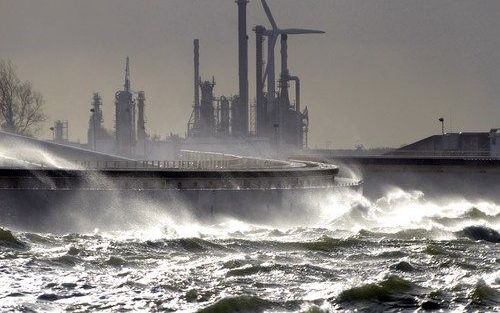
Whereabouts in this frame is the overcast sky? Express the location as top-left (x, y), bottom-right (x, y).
top-left (1, 0), bottom-right (500, 148)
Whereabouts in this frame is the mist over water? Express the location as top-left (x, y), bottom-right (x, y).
top-left (1, 185), bottom-right (499, 312)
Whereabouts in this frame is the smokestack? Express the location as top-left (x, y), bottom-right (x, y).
top-left (279, 34), bottom-right (289, 106)
top-left (278, 34), bottom-right (289, 144)
top-left (137, 91), bottom-right (146, 143)
top-left (194, 39), bottom-right (200, 124)
top-left (255, 25), bottom-right (266, 137)
top-left (280, 34), bottom-right (288, 79)
top-left (236, 0), bottom-right (249, 135)
top-left (124, 56), bottom-right (130, 93)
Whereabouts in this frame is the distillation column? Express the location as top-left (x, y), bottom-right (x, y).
top-left (279, 34), bottom-right (290, 143)
top-left (88, 92), bottom-right (103, 149)
top-left (280, 34), bottom-right (304, 148)
top-left (218, 96), bottom-right (231, 137)
top-left (137, 91), bottom-right (147, 147)
top-left (235, 0), bottom-right (249, 136)
top-left (255, 25), bottom-right (267, 137)
top-left (115, 57), bottom-right (136, 156)
top-left (199, 78), bottom-right (216, 137)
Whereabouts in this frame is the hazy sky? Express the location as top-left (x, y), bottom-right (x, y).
top-left (1, 0), bottom-right (500, 148)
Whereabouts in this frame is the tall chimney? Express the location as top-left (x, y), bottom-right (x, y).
top-left (137, 91), bottom-right (146, 143)
top-left (280, 34), bottom-right (288, 79)
top-left (194, 39), bottom-right (200, 124)
top-left (255, 25), bottom-right (266, 137)
top-left (236, 0), bottom-right (249, 135)
top-left (278, 34), bottom-right (289, 144)
top-left (124, 56), bottom-right (131, 93)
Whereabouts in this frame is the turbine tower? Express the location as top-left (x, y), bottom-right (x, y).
top-left (260, 0), bottom-right (324, 137)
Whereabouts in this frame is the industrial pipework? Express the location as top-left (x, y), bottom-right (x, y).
top-left (260, 0), bottom-right (324, 146)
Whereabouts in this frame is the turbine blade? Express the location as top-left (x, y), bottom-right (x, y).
top-left (262, 36), bottom-right (277, 84)
top-left (261, 0), bottom-right (278, 30)
top-left (280, 28), bottom-right (325, 35)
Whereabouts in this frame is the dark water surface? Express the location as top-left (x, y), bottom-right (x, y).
top-left (1, 189), bottom-right (499, 312)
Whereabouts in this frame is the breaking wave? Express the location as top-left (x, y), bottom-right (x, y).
top-left (0, 228), bottom-right (28, 250)
top-left (197, 295), bottom-right (275, 313)
top-left (0, 188), bottom-right (499, 312)
top-left (336, 275), bottom-right (422, 307)
top-left (456, 225), bottom-right (500, 243)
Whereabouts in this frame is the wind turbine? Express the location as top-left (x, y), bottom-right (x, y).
top-left (260, 0), bottom-right (324, 132)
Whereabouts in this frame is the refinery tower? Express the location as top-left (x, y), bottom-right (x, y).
top-left (187, 0), bottom-right (322, 151)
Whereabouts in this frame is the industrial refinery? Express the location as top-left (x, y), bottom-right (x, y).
top-left (2, 2), bottom-right (500, 312)
top-left (60, 0), bottom-right (323, 159)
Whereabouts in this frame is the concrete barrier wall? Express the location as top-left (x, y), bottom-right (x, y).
top-left (302, 155), bottom-right (500, 201)
top-left (0, 165), bottom-right (340, 191)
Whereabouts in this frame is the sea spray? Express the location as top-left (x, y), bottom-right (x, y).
top-left (0, 165), bottom-right (499, 312)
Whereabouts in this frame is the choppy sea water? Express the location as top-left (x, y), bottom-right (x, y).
top-left (0, 189), bottom-right (499, 312)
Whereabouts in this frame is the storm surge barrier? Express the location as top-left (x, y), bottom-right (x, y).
top-left (1, 150), bottom-right (295, 171)
top-left (0, 151), bottom-right (360, 191)
top-left (0, 151), bottom-right (362, 230)
top-left (72, 151), bottom-right (297, 171)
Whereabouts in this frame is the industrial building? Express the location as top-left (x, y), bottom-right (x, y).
top-left (50, 120), bottom-right (68, 144)
top-left (67, 0), bottom-right (500, 162)
top-left (87, 93), bottom-right (112, 152)
top-left (77, 0), bottom-right (322, 159)
top-left (84, 57), bottom-right (149, 158)
top-left (185, 0), bottom-right (320, 150)
top-left (388, 130), bottom-right (500, 157)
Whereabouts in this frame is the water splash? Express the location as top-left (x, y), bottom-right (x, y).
top-left (1, 187), bottom-right (498, 312)
top-left (70, 186), bottom-right (500, 245)
top-left (320, 188), bottom-right (500, 236)
top-left (0, 141), bottom-right (81, 169)
top-left (1, 139), bottom-right (498, 241)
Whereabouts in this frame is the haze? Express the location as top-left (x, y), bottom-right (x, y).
top-left (1, 0), bottom-right (499, 148)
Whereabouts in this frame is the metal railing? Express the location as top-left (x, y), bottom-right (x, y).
top-left (74, 159), bottom-right (248, 170)
top-left (0, 150), bottom-right (306, 171)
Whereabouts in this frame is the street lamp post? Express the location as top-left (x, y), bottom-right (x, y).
top-left (90, 109), bottom-right (96, 151)
top-left (49, 127), bottom-right (55, 141)
top-left (438, 118), bottom-right (445, 135)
